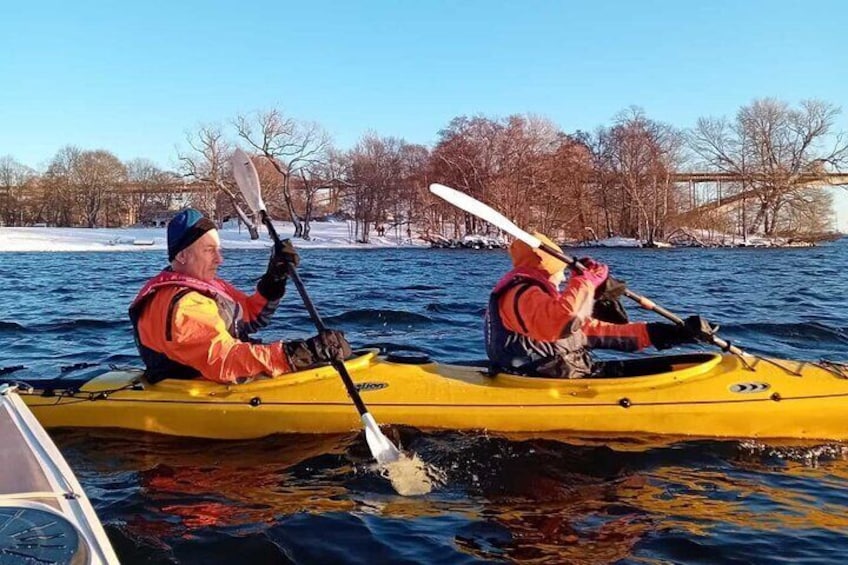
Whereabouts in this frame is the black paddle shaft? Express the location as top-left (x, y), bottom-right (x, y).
top-left (259, 211), bottom-right (369, 416)
top-left (538, 242), bottom-right (745, 357)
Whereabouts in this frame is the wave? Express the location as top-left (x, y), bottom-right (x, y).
top-left (734, 321), bottom-right (848, 344)
top-left (38, 319), bottom-right (130, 331)
top-left (426, 302), bottom-right (486, 315)
top-left (398, 284), bottom-right (443, 291)
top-left (0, 320), bottom-right (26, 332)
top-left (323, 309), bottom-right (437, 326)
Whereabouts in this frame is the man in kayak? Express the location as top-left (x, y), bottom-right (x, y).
top-left (129, 208), bottom-right (352, 384)
top-left (485, 232), bottom-right (710, 378)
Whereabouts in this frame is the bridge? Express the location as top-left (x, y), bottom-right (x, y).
top-left (674, 172), bottom-right (848, 186)
top-left (673, 171), bottom-right (848, 212)
top-left (118, 180), bottom-right (216, 194)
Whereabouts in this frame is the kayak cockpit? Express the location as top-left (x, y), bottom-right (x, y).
top-left (492, 353), bottom-right (723, 388)
top-left (594, 353), bottom-right (723, 378)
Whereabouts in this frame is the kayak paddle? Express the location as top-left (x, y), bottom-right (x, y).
top-left (232, 148), bottom-right (402, 465)
top-left (428, 182), bottom-right (750, 359)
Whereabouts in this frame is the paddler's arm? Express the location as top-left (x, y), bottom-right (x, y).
top-left (585, 315), bottom-right (715, 351)
top-left (236, 240), bottom-right (302, 333)
top-left (501, 277), bottom-right (596, 342)
top-left (583, 319), bottom-right (652, 351)
top-left (170, 293), bottom-right (293, 383)
top-left (217, 279), bottom-right (280, 334)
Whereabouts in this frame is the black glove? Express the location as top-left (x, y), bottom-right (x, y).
top-left (257, 239), bottom-right (301, 301)
top-left (592, 276), bottom-right (629, 323)
top-left (283, 330), bottom-right (353, 370)
top-left (595, 275), bottom-right (627, 301)
top-left (593, 297), bottom-right (629, 324)
top-left (646, 315), bottom-right (715, 350)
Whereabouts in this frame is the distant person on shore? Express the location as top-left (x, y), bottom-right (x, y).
top-left (485, 232), bottom-right (710, 378)
top-left (129, 208), bottom-right (351, 384)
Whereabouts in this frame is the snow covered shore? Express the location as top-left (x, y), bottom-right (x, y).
top-left (0, 223), bottom-right (829, 253)
top-left (0, 222), bottom-right (429, 253)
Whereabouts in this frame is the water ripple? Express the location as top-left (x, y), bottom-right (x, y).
top-left (3, 243), bottom-right (848, 563)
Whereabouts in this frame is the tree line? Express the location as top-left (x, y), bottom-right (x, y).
top-left (1, 98), bottom-right (845, 243)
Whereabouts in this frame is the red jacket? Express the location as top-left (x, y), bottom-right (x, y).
top-left (496, 267), bottom-right (652, 350)
top-left (130, 270), bottom-right (292, 384)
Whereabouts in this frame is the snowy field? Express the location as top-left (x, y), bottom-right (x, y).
top-left (0, 221), bottom-right (429, 253)
top-left (0, 221), bottom-right (799, 253)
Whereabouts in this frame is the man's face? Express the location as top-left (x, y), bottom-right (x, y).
top-left (175, 230), bottom-right (223, 281)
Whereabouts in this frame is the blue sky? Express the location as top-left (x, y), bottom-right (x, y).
top-left (1, 0), bottom-right (846, 222)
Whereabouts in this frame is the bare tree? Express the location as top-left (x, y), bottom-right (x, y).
top-left (235, 110), bottom-right (332, 239)
top-left (73, 150), bottom-right (127, 227)
top-left (395, 143), bottom-right (430, 242)
top-left (179, 125), bottom-right (258, 238)
top-left (42, 146), bottom-right (82, 226)
top-left (346, 133), bottom-right (406, 242)
top-left (777, 187), bottom-right (834, 235)
top-left (0, 156), bottom-right (36, 226)
top-left (690, 98), bottom-right (848, 235)
top-left (428, 114), bottom-right (577, 240)
top-left (125, 159), bottom-right (179, 225)
top-left (594, 108), bottom-right (684, 243)
top-left (295, 147), bottom-right (354, 239)
top-left (537, 134), bottom-right (595, 239)
top-left (430, 115), bottom-right (504, 237)
top-left (495, 114), bottom-right (561, 235)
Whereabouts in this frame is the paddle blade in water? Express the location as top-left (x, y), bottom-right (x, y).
top-left (428, 183), bottom-right (542, 248)
top-left (231, 148), bottom-right (266, 214)
top-left (362, 412), bottom-right (402, 465)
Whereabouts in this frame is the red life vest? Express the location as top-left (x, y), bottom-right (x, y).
top-left (128, 270), bottom-right (244, 382)
top-left (485, 267), bottom-right (592, 379)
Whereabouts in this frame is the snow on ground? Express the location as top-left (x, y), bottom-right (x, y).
top-left (0, 221), bottom-right (429, 253)
top-left (575, 237), bottom-right (643, 248)
top-left (0, 222), bottom-right (813, 253)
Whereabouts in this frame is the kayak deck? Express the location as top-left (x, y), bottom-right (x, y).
top-left (12, 350), bottom-right (848, 441)
top-left (0, 384), bottom-right (119, 564)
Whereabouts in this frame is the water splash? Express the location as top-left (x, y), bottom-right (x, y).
top-left (379, 452), bottom-right (446, 496)
top-left (738, 440), bottom-right (848, 467)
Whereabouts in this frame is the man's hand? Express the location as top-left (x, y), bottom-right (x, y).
top-left (284, 330), bottom-right (353, 370)
top-left (257, 240), bottom-right (301, 301)
top-left (646, 315), bottom-right (716, 350)
top-left (571, 257), bottom-right (609, 290)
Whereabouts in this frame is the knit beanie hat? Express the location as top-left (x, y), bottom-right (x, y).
top-left (509, 232), bottom-right (567, 275)
top-left (167, 209), bottom-right (217, 261)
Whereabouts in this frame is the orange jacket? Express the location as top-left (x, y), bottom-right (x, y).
top-left (132, 272), bottom-right (292, 384)
top-left (498, 271), bottom-right (652, 351)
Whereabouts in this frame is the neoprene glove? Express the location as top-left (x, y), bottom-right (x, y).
top-left (257, 239), bottom-right (301, 301)
top-left (284, 330), bottom-right (353, 370)
top-left (646, 315), bottom-right (715, 350)
top-left (571, 257), bottom-right (609, 290)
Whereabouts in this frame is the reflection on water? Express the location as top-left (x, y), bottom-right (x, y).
top-left (3, 243), bottom-right (848, 562)
top-left (51, 427), bottom-right (848, 563)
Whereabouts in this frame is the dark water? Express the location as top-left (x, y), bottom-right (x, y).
top-left (2, 242), bottom-right (848, 564)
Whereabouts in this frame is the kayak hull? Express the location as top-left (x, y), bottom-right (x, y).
top-left (14, 351), bottom-right (848, 441)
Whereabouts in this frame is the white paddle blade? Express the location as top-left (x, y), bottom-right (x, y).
top-left (428, 183), bottom-right (542, 248)
top-left (362, 412), bottom-right (402, 465)
top-left (231, 148), bottom-right (267, 214)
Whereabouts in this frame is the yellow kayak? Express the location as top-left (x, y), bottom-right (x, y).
top-left (11, 350), bottom-right (848, 441)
